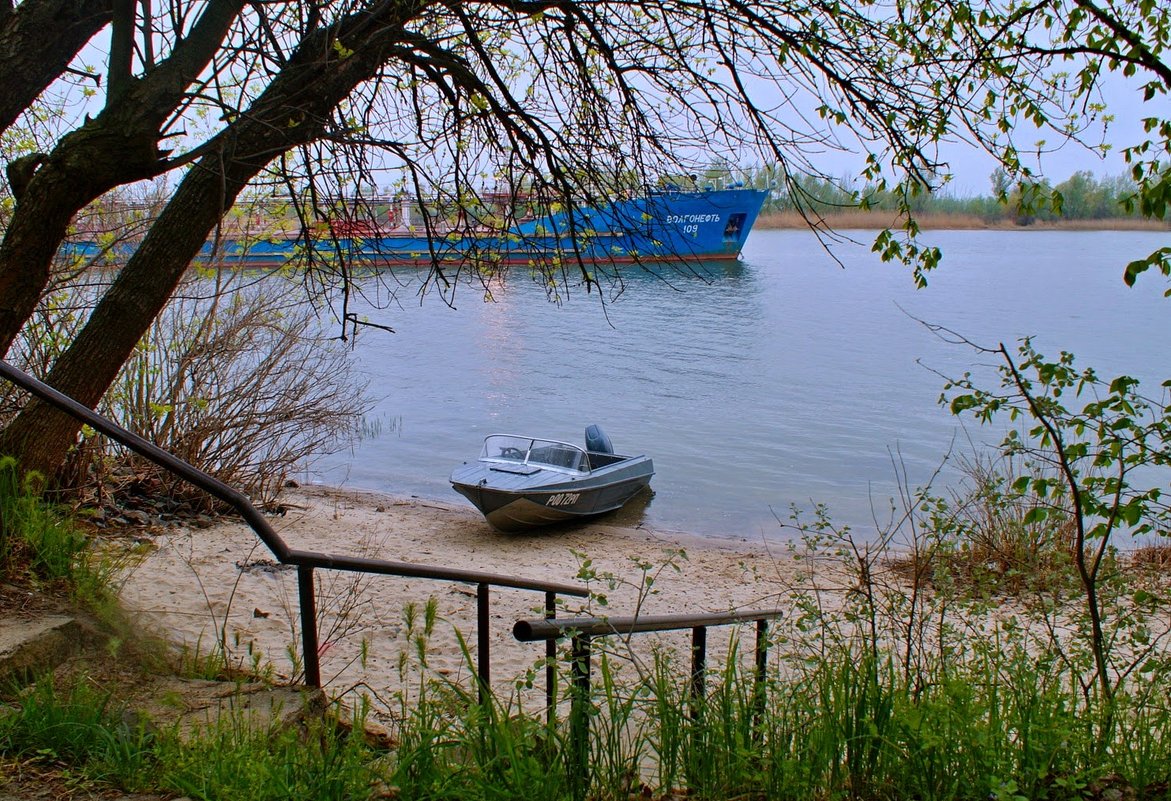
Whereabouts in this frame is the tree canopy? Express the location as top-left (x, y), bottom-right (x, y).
top-left (0, 0), bottom-right (1166, 480)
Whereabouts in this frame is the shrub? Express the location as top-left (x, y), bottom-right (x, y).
top-left (0, 456), bottom-right (85, 583)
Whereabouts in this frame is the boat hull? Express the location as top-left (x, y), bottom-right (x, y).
top-left (450, 456), bottom-right (654, 532)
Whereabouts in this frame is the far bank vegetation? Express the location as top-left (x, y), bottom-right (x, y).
top-left (747, 167), bottom-right (1171, 230)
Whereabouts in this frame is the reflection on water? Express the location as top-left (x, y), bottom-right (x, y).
top-left (311, 229), bottom-right (1171, 541)
top-left (593, 485), bottom-right (656, 529)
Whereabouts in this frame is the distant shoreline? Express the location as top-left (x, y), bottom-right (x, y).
top-left (756, 210), bottom-right (1171, 232)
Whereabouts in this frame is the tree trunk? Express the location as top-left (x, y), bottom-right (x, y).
top-left (0, 0), bottom-right (113, 133)
top-left (0, 153), bottom-right (240, 479)
top-left (0, 116), bottom-right (168, 352)
top-left (0, 7), bottom-right (412, 479)
top-left (0, 0), bottom-right (244, 353)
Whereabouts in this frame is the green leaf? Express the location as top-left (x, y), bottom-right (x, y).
top-left (1022, 506), bottom-right (1048, 525)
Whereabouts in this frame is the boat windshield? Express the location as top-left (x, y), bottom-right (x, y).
top-left (481, 435), bottom-right (588, 472)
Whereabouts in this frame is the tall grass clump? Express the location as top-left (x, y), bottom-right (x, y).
top-left (0, 677), bottom-right (156, 790)
top-left (652, 638), bottom-right (767, 799)
top-left (0, 674), bottom-right (376, 801)
top-left (158, 705), bottom-right (376, 801)
top-left (920, 452), bottom-right (1079, 593)
top-left (387, 679), bottom-right (573, 800)
top-left (735, 537), bottom-right (1171, 799)
top-left (374, 598), bottom-right (574, 799)
top-left (0, 456), bottom-right (85, 584)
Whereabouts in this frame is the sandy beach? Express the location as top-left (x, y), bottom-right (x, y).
top-left (117, 484), bottom-right (826, 710)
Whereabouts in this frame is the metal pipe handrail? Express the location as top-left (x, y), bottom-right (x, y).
top-left (0, 359), bottom-right (587, 690)
top-left (513, 608), bottom-right (783, 641)
top-left (515, 606), bottom-right (782, 797)
top-left (285, 548), bottom-right (583, 596)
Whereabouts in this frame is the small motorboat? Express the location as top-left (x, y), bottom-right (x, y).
top-left (450, 425), bottom-right (654, 531)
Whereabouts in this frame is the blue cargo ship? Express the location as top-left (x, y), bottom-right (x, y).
top-left (67, 187), bottom-right (769, 267)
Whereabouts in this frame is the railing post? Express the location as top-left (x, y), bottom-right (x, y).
top-left (545, 591), bottom-right (557, 726)
top-left (477, 582), bottom-right (490, 704)
top-left (753, 617), bottom-right (768, 739)
top-left (690, 625), bottom-right (707, 719)
top-left (569, 633), bottom-right (592, 801)
top-left (298, 565), bottom-right (321, 688)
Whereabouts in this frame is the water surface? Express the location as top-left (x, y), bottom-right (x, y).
top-left (313, 228), bottom-right (1171, 541)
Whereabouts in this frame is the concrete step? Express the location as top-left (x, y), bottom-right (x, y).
top-left (0, 615), bottom-right (95, 689)
top-left (3, 613), bottom-right (326, 737)
top-left (128, 676), bottom-right (325, 741)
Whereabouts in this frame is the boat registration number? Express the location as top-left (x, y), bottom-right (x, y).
top-left (547, 493), bottom-right (581, 507)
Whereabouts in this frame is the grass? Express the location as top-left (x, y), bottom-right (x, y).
top-left (0, 677), bottom-right (375, 800)
top-left (0, 456), bottom-right (87, 587)
top-left (0, 677), bottom-right (158, 790)
top-left (6, 624), bottom-right (1170, 801)
top-left (0, 454), bottom-right (149, 655)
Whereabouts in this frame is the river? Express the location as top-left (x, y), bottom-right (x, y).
top-left (312, 227), bottom-right (1171, 541)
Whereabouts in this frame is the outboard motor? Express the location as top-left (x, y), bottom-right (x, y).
top-left (585, 424), bottom-right (614, 454)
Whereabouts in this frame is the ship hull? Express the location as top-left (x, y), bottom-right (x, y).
top-left (65, 188), bottom-right (769, 267)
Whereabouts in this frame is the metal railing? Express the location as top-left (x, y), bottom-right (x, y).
top-left (514, 607), bottom-right (783, 783)
top-left (0, 360), bottom-right (587, 694)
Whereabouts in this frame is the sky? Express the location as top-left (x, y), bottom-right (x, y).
top-left (775, 58), bottom-right (1159, 199)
